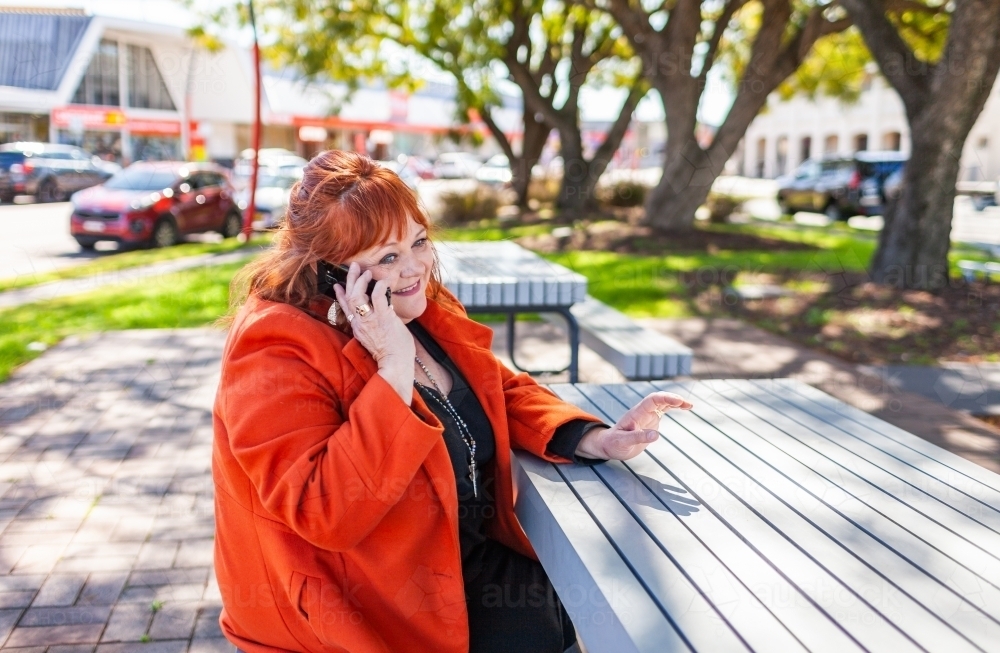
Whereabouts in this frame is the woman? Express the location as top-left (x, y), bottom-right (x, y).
top-left (213, 150), bottom-right (692, 652)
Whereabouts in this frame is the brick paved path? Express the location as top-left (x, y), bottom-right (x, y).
top-left (2, 320), bottom-right (998, 650)
top-left (0, 330), bottom-right (230, 651)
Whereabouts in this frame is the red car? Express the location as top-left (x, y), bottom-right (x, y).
top-left (70, 161), bottom-right (243, 249)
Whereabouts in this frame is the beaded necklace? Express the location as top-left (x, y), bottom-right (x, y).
top-left (414, 355), bottom-right (478, 498)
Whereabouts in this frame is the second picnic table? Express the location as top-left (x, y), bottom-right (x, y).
top-left (437, 240), bottom-right (588, 382)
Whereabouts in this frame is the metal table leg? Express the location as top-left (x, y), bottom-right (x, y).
top-left (503, 309), bottom-right (580, 383)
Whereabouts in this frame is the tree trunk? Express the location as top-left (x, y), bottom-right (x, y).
top-left (644, 130), bottom-right (729, 230)
top-left (840, 0), bottom-right (1000, 289)
top-left (512, 111), bottom-right (549, 209)
top-left (870, 111), bottom-right (970, 289)
top-left (555, 84), bottom-right (645, 214)
top-left (481, 105), bottom-right (550, 210)
top-left (556, 130), bottom-right (596, 213)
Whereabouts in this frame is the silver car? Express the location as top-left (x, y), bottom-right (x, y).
top-left (235, 166), bottom-right (303, 229)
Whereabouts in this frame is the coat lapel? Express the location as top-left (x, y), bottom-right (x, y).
top-left (415, 302), bottom-right (507, 437)
top-left (334, 299), bottom-right (511, 563)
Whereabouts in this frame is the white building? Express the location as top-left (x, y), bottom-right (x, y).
top-left (739, 73), bottom-right (1000, 181)
top-left (0, 7), bottom-right (523, 164)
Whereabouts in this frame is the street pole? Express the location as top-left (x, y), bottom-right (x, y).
top-left (245, 0), bottom-right (262, 239)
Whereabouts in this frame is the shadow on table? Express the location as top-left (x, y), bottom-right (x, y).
top-left (632, 474), bottom-right (700, 517)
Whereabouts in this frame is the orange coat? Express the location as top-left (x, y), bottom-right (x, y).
top-left (213, 292), bottom-right (599, 652)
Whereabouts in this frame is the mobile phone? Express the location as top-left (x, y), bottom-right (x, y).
top-left (317, 260), bottom-right (392, 306)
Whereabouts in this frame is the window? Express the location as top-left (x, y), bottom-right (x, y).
top-left (853, 134), bottom-right (868, 152)
top-left (824, 135), bottom-right (839, 155)
top-left (104, 168), bottom-right (178, 191)
top-left (206, 172), bottom-right (227, 187)
top-left (71, 40), bottom-right (120, 106)
top-left (190, 171), bottom-right (222, 188)
top-left (127, 45), bottom-right (176, 110)
top-left (977, 137), bottom-right (989, 149)
top-left (776, 136), bottom-right (788, 176)
top-left (755, 138), bottom-right (766, 178)
top-left (882, 131), bottom-right (901, 151)
top-left (800, 136), bottom-right (812, 163)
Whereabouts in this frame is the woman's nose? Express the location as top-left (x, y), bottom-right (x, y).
top-left (399, 253), bottom-right (426, 277)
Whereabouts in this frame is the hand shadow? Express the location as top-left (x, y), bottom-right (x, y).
top-left (631, 474), bottom-right (700, 517)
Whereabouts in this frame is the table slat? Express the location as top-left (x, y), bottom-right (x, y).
top-left (558, 464), bottom-right (754, 652)
top-left (644, 381), bottom-right (990, 652)
top-left (436, 241), bottom-right (586, 308)
top-left (529, 380), bottom-right (1000, 652)
top-left (716, 380), bottom-right (1000, 564)
top-left (577, 383), bottom-right (933, 652)
top-left (551, 384), bottom-right (870, 653)
top-left (773, 379), bottom-right (1000, 500)
top-left (685, 381), bottom-right (1000, 625)
top-left (745, 380), bottom-right (1000, 523)
top-left (512, 452), bottom-right (687, 653)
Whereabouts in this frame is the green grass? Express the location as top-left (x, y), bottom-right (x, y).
top-left (437, 222), bottom-right (556, 242)
top-left (0, 235), bottom-right (273, 293)
top-left (442, 219), bottom-right (993, 316)
top-left (0, 260), bottom-right (244, 382)
top-left (443, 220), bottom-right (877, 317)
top-left (1, 218), bottom-right (992, 381)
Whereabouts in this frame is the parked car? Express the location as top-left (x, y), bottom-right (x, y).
top-left (378, 159), bottom-right (421, 190)
top-left (233, 148), bottom-right (307, 180)
top-left (235, 167), bottom-right (303, 230)
top-left (0, 142), bottom-right (119, 203)
top-left (776, 151), bottom-right (907, 220)
top-left (532, 155), bottom-right (564, 179)
top-left (70, 161), bottom-right (242, 249)
top-left (882, 167), bottom-right (904, 202)
top-left (403, 155), bottom-right (435, 180)
top-left (476, 154), bottom-right (513, 186)
top-left (433, 152), bottom-right (482, 179)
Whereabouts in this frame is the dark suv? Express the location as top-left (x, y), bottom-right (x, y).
top-left (776, 151), bottom-right (907, 220)
top-left (0, 142), bottom-right (118, 203)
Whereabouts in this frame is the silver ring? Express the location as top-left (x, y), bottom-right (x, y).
top-left (346, 312), bottom-right (354, 323)
top-left (654, 408), bottom-right (665, 418)
top-left (355, 303), bottom-right (372, 317)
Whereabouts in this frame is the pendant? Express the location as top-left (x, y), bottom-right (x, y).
top-left (470, 465), bottom-right (478, 499)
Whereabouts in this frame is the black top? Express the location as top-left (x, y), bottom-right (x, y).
top-left (407, 321), bottom-right (606, 566)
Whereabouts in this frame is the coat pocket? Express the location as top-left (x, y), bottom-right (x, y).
top-left (290, 570), bottom-right (364, 643)
top-left (289, 570), bottom-right (315, 621)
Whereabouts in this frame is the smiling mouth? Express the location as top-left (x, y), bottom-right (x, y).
top-left (397, 280), bottom-right (419, 293)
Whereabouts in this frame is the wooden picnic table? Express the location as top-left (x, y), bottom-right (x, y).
top-left (437, 240), bottom-right (588, 381)
top-left (513, 378), bottom-right (1000, 653)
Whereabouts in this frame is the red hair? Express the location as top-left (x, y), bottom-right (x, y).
top-left (229, 150), bottom-right (456, 325)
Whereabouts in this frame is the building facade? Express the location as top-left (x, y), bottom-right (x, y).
top-left (0, 8), bottom-right (524, 165)
top-left (740, 74), bottom-right (1000, 182)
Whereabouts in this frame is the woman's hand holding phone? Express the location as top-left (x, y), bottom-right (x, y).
top-left (332, 262), bottom-right (415, 405)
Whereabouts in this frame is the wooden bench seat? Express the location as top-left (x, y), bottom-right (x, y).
top-left (566, 296), bottom-right (693, 379)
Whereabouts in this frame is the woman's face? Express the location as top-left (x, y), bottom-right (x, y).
top-left (350, 216), bottom-right (434, 323)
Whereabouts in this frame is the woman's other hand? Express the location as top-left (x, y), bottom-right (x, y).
top-left (333, 262), bottom-right (415, 404)
top-left (574, 392), bottom-right (693, 461)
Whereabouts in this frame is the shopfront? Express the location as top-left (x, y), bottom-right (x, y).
top-left (51, 105), bottom-right (182, 163)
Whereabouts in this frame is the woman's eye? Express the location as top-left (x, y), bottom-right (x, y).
top-left (379, 254), bottom-right (397, 265)
top-left (413, 238), bottom-right (427, 248)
